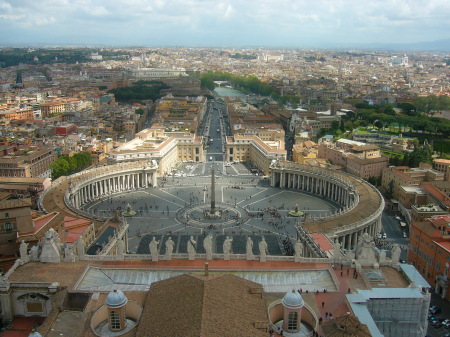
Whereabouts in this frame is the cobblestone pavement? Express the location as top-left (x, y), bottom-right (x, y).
top-left (83, 162), bottom-right (340, 254)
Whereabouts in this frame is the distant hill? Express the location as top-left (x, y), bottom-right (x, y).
top-left (366, 38), bottom-right (450, 52)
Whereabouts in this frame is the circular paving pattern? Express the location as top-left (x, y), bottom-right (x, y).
top-left (176, 202), bottom-right (250, 230)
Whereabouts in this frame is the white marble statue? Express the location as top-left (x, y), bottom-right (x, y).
top-left (76, 238), bottom-right (85, 257)
top-left (149, 237), bottom-right (160, 261)
top-left (355, 232), bottom-right (377, 265)
top-left (203, 234), bottom-right (213, 260)
top-left (223, 236), bottom-right (233, 260)
top-left (246, 237), bottom-right (254, 260)
top-left (294, 239), bottom-right (303, 262)
top-left (40, 229), bottom-right (62, 263)
top-left (165, 237), bottom-right (174, 260)
top-left (117, 238), bottom-right (125, 259)
top-left (187, 236), bottom-right (196, 260)
top-left (259, 237), bottom-right (268, 262)
top-left (64, 245), bottom-right (76, 262)
top-left (391, 244), bottom-right (401, 263)
top-left (20, 240), bottom-right (28, 260)
top-left (333, 240), bottom-right (341, 257)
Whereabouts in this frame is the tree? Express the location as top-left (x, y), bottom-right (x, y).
top-left (386, 179), bottom-right (394, 199)
top-left (50, 159), bottom-right (70, 180)
top-left (397, 102), bottom-right (417, 116)
top-left (73, 152), bottom-right (92, 169)
top-left (368, 176), bottom-right (377, 186)
top-left (65, 156), bottom-right (78, 173)
top-left (374, 120), bottom-right (383, 129)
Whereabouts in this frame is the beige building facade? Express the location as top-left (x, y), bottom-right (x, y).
top-left (225, 135), bottom-right (286, 175)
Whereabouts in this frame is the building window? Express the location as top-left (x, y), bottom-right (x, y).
top-left (288, 311), bottom-right (298, 331)
top-left (110, 310), bottom-right (121, 331)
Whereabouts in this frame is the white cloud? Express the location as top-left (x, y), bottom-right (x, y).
top-left (0, 0), bottom-right (448, 46)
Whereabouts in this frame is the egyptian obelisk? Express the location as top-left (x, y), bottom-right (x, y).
top-left (211, 167), bottom-right (216, 214)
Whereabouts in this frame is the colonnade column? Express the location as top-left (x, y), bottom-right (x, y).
top-left (351, 232), bottom-right (357, 250)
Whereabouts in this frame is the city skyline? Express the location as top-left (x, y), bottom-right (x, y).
top-left (1, 0), bottom-right (449, 49)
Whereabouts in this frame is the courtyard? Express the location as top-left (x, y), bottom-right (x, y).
top-left (83, 161), bottom-right (340, 255)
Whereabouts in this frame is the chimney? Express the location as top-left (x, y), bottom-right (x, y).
top-left (204, 262), bottom-right (209, 276)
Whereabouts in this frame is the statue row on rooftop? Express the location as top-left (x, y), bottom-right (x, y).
top-left (148, 235), bottom-right (303, 262)
top-left (17, 229), bottom-right (401, 268)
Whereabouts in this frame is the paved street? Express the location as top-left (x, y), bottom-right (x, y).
top-left (426, 292), bottom-right (450, 337)
top-left (379, 212), bottom-right (410, 261)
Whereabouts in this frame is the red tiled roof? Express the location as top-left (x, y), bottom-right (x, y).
top-left (429, 215), bottom-right (450, 227)
top-left (30, 212), bottom-right (58, 234)
top-left (311, 233), bottom-right (333, 251)
top-left (422, 183), bottom-right (450, 207)
top-left (435, 241), bottom-right (450, 253)
top-left (63, 216), bottom-right (91, 228)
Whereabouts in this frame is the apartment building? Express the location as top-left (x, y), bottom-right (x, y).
top-left (0, 145), bottom-right (56, 178)
top-left (225, 135), bottom-right (286, 175)
top-left (0, 197), bottom-right (33, 257)
top-left (0, 108), bottom-right (34, 122)
top-left (381, 165), bottom-right (444, 200)
top-left (408, 215), bottom-right (450, 300)
top-left (108, 126), bottom-right (204, 175)
top-left (318, 139), bottom-right (388, 179)
top-left (292, 141), bottom-right (318, 164)
top-left (434, 158), bottom-right (450, 181)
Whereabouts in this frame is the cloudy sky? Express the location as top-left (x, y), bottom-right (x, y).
top-left (0, 0), bottom-right (449, 47)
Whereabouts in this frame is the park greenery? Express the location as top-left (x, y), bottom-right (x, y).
top-left (0, 48), bottom-right (138, 68)
top-left (108, 80), bottom-right (170, 103)
top-left (200, 71), bottom-right (274, 96)
top-left (0, 48), bottom-right (92, 67)
top-left (229, 53), bottom-right (257, 60)
top-left (50, 152), bottom-right (92, 180)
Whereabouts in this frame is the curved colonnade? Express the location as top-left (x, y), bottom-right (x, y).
top-left (270, 162), bottom-right (384, 251)
top-left (65, 162), bottom-right (158, 219)
top-left (39, 161), bottom-right (159, 223)
top-left (40, 160), bottom-right (384, 254)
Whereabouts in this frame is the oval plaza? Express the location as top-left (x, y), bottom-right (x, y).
top-left (41, 157), bottom-right (384, 258)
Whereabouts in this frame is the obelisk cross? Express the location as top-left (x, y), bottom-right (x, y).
top-left (211, 167), bottom-right (216, 213)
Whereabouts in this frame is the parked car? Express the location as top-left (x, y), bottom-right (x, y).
top-left (429, 315), bottom-right (437, 322)
top-left (382, 233), bottom-right (387, 239)
top-left (432, 320), bottom-right (443, 328)
top-left (430, 305), bottom-right (442, 314)
top-left (395, 215), bottom-right (401, 220)
top-left (402, 231), bottom-right (408, 238)
top-left (440, 319), bottom-right (450, 329)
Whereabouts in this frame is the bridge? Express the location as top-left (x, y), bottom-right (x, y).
top-left (213, 81), bottom-right (230, 87)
